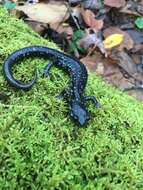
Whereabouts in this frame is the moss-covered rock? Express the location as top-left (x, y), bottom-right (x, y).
top-left (0, 7), bottom-right (143, 190)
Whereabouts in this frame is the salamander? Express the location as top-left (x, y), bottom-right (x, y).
top-left (3, 46), bottom-right (100, 126)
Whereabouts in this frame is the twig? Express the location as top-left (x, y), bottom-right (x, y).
top-left (66, 2), bottom-right (81, 30)
top-left (123, 85), bottom-right (143, 91)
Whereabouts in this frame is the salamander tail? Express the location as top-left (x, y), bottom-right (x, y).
top-left (3, 67), bottom-right (38, 90)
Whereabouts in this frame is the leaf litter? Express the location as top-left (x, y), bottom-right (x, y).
top-left (2, 0), bottom-right (143, 101)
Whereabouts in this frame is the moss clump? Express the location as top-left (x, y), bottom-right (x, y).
top-left (0, 7), bottom-right (143, 190)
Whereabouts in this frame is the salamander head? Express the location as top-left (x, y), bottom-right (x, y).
top-left (70, 100), bottom-right (90, 127)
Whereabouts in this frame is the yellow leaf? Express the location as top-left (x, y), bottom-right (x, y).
top-left (103, 34), bottom-right (124, 49)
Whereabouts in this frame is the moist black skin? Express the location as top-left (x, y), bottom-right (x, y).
top-left (3, 46), bottom-right (100, 127)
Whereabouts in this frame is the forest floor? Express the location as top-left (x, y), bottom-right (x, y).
top-left (0, 2), bottom-right (143, 189)
top-left (2, 0), bottom-right (143, 100)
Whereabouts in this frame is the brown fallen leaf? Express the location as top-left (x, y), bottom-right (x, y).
top-left (50, 23), bottom-right (73, 38)
top-left (110, 49), bottom-right (137, 76)
top-left (104, 70), bottom-right (143, 102)
top-left (80, 51), bottom-right (104, 74)
top-left (104, 69), bottom-right (133, 88)
top-left (103, 58), bottom-right (119, 77)
top-left (80, 54), bottom-right (98, 72)
top-left (103, 27), bottom-right (134, 50)
top-left (127, 90), bottom-right (143, 102)
top-left (24, 19), bottom-right (47, 34)
top-left (16, 2), bottom-right (69, 24)
top-left (131, 44), bottom-right (143, 53)
top-left (104, 0), bottom-right (126, 8)
top-left (79, 31), bottom-right (107, 56)
top-left (80, 49), bottom-right (120, 76)
top-left (110, 49), bottom-right (143, 84)
top-left (81, 9), bottom-right (103, 30)
top-left (119, 2), bottom-right (141, 16)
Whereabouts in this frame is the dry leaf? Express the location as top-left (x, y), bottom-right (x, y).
top-left (16, 3), bottom-right (69, 23)
top-left (80, 55), bottom-right (97, 72)
top-left (25, 20), bottom-right (47, 34)
top-left (104, 71), bottom-right (135, 90)
top-left (80, 51), bottom-right (103, 72)
top-left (104, 0), bottom-right (126, 8)
top-left (81, 9), bottom-right (103, 30)
top-left (126, 30), bottom-right (143, 45)
top-left (103, 34), bottom-right (124, 49)
top-left (103, 27), bottom-right (134, 50)
top-left (50, 23), bottom-right (73, 38)
top-left (103, 58), bottom-right (119, 77)
top-left (131, 44), bottom-right (143, 53)
top-left (110, 50), bottom-right (137, 76)
top-left (119, 2), bottom-right (141, 16)
top-left (79, 32), bottom-right (106, 55)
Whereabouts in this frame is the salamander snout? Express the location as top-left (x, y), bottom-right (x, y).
top-left (70, 100), bottom-right (90, 127)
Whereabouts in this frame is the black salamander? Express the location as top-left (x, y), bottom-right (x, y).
top-left (3, 46), bottom-right (100, 126)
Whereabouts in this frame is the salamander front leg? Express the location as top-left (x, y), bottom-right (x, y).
top-left (43, 62), bottom-right (54, 78)
top-left (84, 96), bottom-right (101, 108)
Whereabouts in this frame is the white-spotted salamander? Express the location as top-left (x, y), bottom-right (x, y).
top-left (3, 46), bottom-right (100, 126)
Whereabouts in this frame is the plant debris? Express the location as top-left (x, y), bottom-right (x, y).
top-left (2, 0), bottom-right (143, 101)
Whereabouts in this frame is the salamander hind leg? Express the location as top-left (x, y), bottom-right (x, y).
top-left (84, 96), bottom-right (101, 108)
top-left (43, 62), bottom-right (54, 78)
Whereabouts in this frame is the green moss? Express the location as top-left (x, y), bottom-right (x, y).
top-left (0, 7), bottom-right (143, 190)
